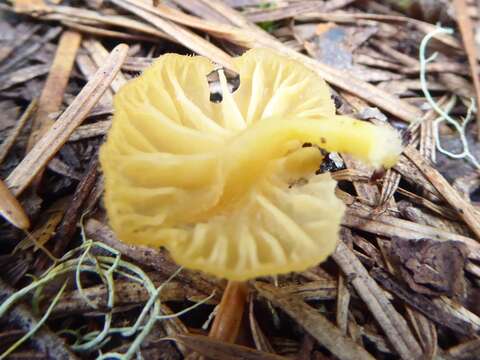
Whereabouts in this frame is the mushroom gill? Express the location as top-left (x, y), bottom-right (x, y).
top-left (100, 48), bottom-right (402, 280)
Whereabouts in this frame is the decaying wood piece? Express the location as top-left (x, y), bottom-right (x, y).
top-left (5, 43), bottom-right (129, 197)
top-left (255, 281), bottom-right (375, 360)
top-left (333, 239), bottom-right (423, 360)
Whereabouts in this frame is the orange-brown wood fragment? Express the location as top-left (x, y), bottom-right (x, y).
top-left (209, 281), bottom-right (249, 343)
top-left (27, 31), bottom-right (82, 151)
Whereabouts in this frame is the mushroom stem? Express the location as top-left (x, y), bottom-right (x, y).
top-left (209, 280), bottom-right (249, 343)
top-left (226, 115), bottom-right (402, 171)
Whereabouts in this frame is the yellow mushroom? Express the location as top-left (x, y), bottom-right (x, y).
top-left (100, 48), bottom-right (402, 281)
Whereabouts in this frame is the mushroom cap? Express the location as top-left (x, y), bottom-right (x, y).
top-left (100, 48), bottom-right (401, 280)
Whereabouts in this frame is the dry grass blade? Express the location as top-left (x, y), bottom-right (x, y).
top-left (254, 281), bottom-right (375, 360)
top-left (110, 0), bottom-right (235, 70)
top-left (333, 240), bottom-right (423, 360)
top-left (5, 44), bottom-right (129, 196)
top-left (452, 0), bottom-right (480, 138)
top-left (404, 146), bottom-right (480, 240)
top-left (171, 333), bottom-right (288, 360)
